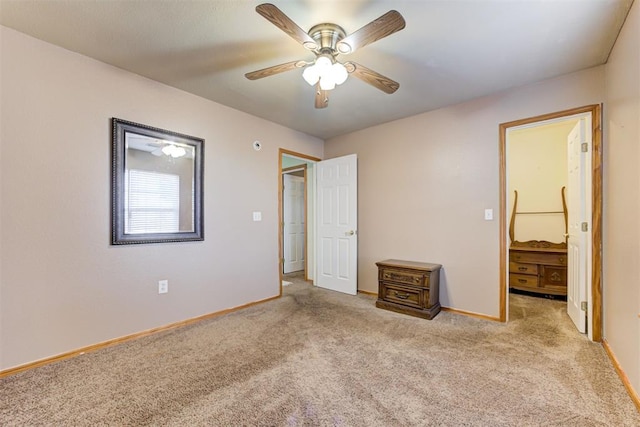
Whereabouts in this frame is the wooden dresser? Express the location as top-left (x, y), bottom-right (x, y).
top-left (508, 188), bottom-right (569, 297)
top-left (509, 244), bottom-right (567, 296)
top-left (375, 259), bottom-right (442, 320)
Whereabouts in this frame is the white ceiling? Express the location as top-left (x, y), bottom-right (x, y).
top-left (0, 0), bottom-right (633, 139)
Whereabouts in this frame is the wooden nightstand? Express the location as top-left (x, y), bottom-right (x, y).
top-left (375, 259), bottom-right (442, 320)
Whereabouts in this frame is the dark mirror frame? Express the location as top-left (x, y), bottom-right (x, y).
top-left (111, 118), bottom-right (204, 245)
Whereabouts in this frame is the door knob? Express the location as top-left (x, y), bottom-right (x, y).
top-left (345, 230), bottom-right (355, 236)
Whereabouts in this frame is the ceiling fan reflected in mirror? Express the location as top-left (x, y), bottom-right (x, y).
top-left (244, 3), bottom-right (405, 109)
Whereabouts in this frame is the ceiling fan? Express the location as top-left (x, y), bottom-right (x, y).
top-left (245, 3), bottom-right (406, 109)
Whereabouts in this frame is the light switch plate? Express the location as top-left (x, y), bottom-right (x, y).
top-left (158, 280), bottom-right (168, 294)
top-left (253, 211), bottom-right (262, 221)
top-left (484, 209), bottom-right (493, 220)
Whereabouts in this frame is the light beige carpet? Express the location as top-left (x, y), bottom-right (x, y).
top-left (1, 277), bottom-right (638, 426)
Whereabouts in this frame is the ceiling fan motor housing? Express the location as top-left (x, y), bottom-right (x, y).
top-left (307, 23), bottom-right (347, 56)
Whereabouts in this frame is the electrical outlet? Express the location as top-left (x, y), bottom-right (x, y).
top-left (158, 280), bottom-right (168, 294)
top-left (484, 209), bottom-right (493, 221)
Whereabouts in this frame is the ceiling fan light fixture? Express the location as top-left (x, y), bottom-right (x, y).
top-left (161, 144), bottom-right (186, 158)
top-left (315, 55), bottom-right (332, 70)
top-left (319, 76), bottom-right (336, 91)
top-left (302, 55), bottom-right (332, 86)
top-left (303, 57), bottom-right (348, 89)
top-left (331, 62), bottom-right (348, 85)
top-left (302, 65), bottom-right (320, 85)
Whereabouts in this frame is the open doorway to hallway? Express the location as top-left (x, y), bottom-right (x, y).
top-left (279, 150), bottom-right (320, 294)
top-left (282, 166), bottom-right (306, 276)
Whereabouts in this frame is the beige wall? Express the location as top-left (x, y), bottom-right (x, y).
top-left (325, 66), bottom-right (604, 317)
top-left (604, 0), bottom-right (640, 394)
top-left (507, 121), bottom-right (574, 244)
top-left (0, 27), bottom-right (323, 370)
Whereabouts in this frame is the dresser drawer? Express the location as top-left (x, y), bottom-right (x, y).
top-left (379, 283), bottom-right (425, 309)
top-left (509, 262), bottom-right (538, 275)
top-left (510, 251), bottom-right (566, 267)
top-left (379, 268), bottom-right (427, 287)
top-left (509, 273), bottom-right (539, 290)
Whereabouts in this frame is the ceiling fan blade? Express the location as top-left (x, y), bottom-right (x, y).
top-left (336, 10), bottom-right (405, 54)
top-left (315, 83), bottom-right (329, 109)
top-left (344, 62), bottom-right (399, 94)
top-left (256, 3), bottom-right (318, 50)
top-left (245, 60), bottom-right (307, 80)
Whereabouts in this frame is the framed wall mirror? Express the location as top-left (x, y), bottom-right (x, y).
top-left (111, 118), bottom-right (204, 245)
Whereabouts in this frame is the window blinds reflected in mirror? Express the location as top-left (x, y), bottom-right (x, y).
top-left (125, 169), bottom-right (181, 234)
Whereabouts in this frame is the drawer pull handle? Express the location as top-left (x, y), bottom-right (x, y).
top-left (393, 291), bottom-right (410, 299)
top-left (518, 279), bottom-right (527, 284)
top-left (518, 267), bottom-right (527, 271)
top-left (559, 257), bottom-right (565, 263)
top-left (414, 277), bottom-right (421, 283)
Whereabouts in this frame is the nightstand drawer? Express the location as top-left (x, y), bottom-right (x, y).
top-left (380, 283), bottom-right (423, 309)
top-left (379, 268), bottom-right (427, 287)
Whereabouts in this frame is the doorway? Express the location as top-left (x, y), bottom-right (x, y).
top-left (279, 149), bottom-right (320, 295)
top-left (278, 149), bottom-right (359, 297)
top-left (499, 104), bottom-right (602, 341)
top-left (282, 166), bottom-right (306, 275)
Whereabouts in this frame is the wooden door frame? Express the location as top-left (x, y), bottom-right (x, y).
top-left (278, 149), bottom-right (321, 296)
top-left (499, 104), bottom-right (602, 341)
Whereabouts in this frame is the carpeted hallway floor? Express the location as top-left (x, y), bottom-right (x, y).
top-left (1, 273), bottom-right (638, 426)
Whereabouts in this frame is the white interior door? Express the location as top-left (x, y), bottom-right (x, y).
top-left (283, 173), bottom-right (305, 274)
top-left (316, 154), bottom-right (358, 295)
top-left (566, 117), bottom-right (591, 333)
